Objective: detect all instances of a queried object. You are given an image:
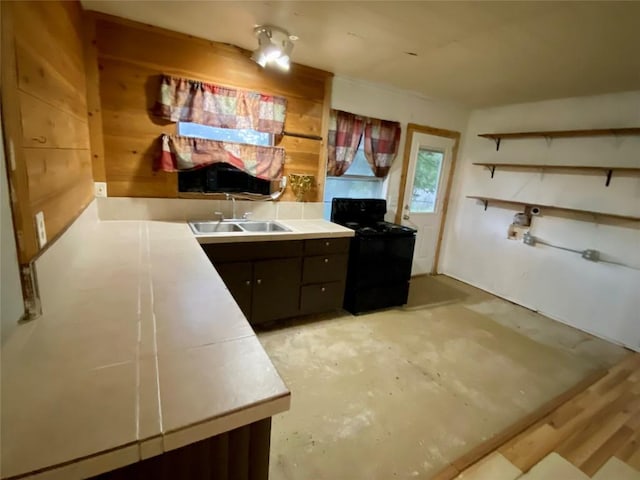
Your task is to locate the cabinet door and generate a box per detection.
[300,281,345,315]
[252,258,302,324]
[215,262,253,319]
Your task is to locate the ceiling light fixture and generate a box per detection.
[251,25,296,71]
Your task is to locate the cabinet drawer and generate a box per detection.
[302,254,348,284]
[202,240,303,263]
[304,237,350,256]
[300,282,345,315]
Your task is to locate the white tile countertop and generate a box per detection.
[0,216,355,479]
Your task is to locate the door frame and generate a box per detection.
[395,123,461,274]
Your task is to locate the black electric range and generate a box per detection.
[331,198,416,314]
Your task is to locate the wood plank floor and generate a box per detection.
[434,352,640,479]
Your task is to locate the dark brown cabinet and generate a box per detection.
[201,237,350,325]
[253,258,301,324]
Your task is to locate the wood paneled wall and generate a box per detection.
[1,1,94,263]
[87,13,332,201]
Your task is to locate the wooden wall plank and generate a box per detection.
[2,1,94,263]
[1,1,38,262]
[32,171,94,244]
[12,1,86,94]
[83,14,107,182]
[20,92,90,149]
[16,42,87,120]
[95,18,326,101]
[24,149,92,205]
[90,12,332,201]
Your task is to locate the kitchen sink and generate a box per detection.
[189,222,244,234]
[238,221,290,232]
[188,220,291,235]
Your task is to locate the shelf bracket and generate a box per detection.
[494,138,501,151]
[486,165,496,178]
[483,199,488,211]
[605,169,613,187]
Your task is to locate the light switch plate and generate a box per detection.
[94,182,107,197]
[35,211,47,248]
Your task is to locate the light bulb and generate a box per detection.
[275,55,290,71]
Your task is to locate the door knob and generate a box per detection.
[245,280,251,286]
[324,258,329,263]
[256,279,262,285]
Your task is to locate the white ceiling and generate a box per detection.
[81,1,640,108]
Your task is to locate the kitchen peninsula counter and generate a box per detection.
[1,216,351,479]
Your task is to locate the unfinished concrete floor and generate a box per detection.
[257,275,629,480]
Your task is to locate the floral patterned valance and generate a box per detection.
[153,75,287,135]
[157,134,285,180]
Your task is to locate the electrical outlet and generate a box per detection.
[94,182,107,198]
[523,232,536,246]
[35,211,47,248]
[582,249,600,262]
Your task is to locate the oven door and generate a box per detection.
[347,234,416,289]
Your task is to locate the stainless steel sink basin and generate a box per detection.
[189,222,243,234]
[188,220,291,234]
[239,221,290,232]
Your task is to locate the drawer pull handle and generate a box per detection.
[321,287,326,292]
[245,280,251,286]
[256,279,262,285]
[324,258,329,263]
[325,241,330,247]
[32,136,47,144]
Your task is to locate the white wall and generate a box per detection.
[441,91,640,351]
[331,76,470,220]
[1,117,25,341]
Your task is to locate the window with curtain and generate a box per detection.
[153,74,288,195]
[324,109,400,219]
[323,141,385,219]
[176,122,276,195]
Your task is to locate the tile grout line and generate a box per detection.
[135,223,142,448]
[147,222,164,439]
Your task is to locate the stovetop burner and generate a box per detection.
[342,221,416,237]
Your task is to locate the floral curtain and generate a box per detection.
[363,119,402,178]
[153,75,287,135]
[327,109,365,176]
[157,134,285,180]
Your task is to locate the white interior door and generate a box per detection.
[400,132,454,276]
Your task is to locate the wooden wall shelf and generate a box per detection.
[472,163,640,186]
[466,195,640,222]
[478,127,640,150]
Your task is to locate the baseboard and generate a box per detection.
[439,272,634,352]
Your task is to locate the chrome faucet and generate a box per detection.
[225,193,237,220]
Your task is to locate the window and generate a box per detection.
[409,149,444,213]
[176,122,273,195]
[177,122,272,146]
[323,141,385,219]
